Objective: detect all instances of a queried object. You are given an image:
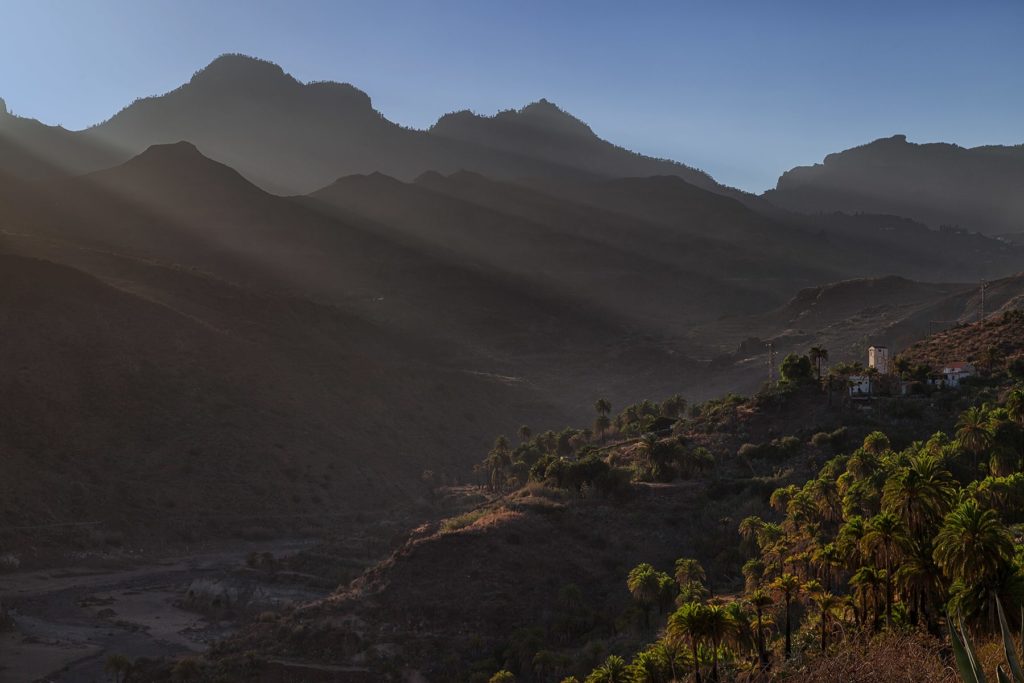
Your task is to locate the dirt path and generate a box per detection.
[0,539,319,683]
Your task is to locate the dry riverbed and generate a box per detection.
[0,539,323,683]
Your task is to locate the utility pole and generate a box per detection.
[980,280,988,321]
[766,342,777,385]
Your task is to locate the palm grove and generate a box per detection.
[573,387,1024,681]
[471,332,1024,682]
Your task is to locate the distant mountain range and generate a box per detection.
[0,54,722,195]
[765,134,1024,236]
[3,54,1023,239]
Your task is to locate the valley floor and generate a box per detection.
[0,539,318,683]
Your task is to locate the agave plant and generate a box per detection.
[949,597,1024,682]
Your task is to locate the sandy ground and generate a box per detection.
[0,539,319,683]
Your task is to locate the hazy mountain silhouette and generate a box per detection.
[765,134,1024,235]
[32,53,725,195]
[2,143,708,425]
[309,170,779,334]
[514,173,1024,286]
[429,99,721,191]
[0,99,121,178]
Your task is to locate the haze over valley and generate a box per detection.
[2,4,1024,679]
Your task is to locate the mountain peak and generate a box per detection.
[503,99,595,138]
[86,139,271,203]
[520,98,562,115]
[189,53,296,89]
[136,140,204,160]
[861,134,909,149]
[105,140,237,182]
[431,98,595,140]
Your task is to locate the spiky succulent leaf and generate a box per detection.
[996,598,1024,682]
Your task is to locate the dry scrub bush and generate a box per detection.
[788,631,962,682]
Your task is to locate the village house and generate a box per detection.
[940,361,975,388]
[848,374,872,398]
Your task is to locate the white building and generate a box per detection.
[849,375,872,397]
[868,345,890,375]
[941,362,975,388]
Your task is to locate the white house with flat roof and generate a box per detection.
[849,375,872,397]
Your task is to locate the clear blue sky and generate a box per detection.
[2,0,1022,191]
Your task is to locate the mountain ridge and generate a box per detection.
[0,53,741,197]
[766,133,1024,234]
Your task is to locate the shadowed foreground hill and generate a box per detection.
[0,251,566,552]
[765,134,1024,235]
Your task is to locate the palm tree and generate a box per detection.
[653,639,686,683]
[756,522,788,574]
[771,573,803,658]
[1006,387,1024,425]
[881,453,955,536]
[593,414,611,444]
[1007,386,1024,469]
[742,558,766,593]
[862,431,891,456]
[638,433,660,466]
[675,557,707,589]
[812,543,841,591]
[837,515,867,568]
[769,484,799,514]
[484,444,512,493]
[785,491,819,532]
[668,602,706,683]
[518,425,532,443]
[594,398,612,417]
[723,601,754,660]
[809,590,842,651]
[849,565,884,630]
[678,579,710,604]
[587,655,629,683]
[894,538,944,632]
[627,563,662,629]
[738,515,765,554]
[956,405,993,471]
[862,511,906,627]
[628,647,668,683]
[934,499,1014,588]
[809,346,829,382]
[748,589,774,667]
[988,419,1021,476]
[808,477,842,523]
[701,603,736,682]
[657,573,678,615]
